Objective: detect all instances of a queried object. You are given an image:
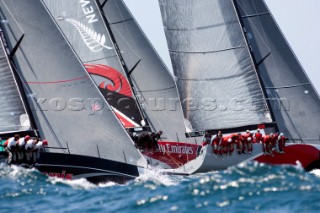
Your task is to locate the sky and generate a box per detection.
[123,0,320,93]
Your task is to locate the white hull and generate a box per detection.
[162,143,320,175]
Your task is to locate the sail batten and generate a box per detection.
[159,0,273,131]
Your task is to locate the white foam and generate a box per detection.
[48,177,97,190]
[135,167,181,186]
[310,169,320,178]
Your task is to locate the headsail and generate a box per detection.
[42,0,144,129]
[99,0,191,142]
[0,27,31,133]
[0,0,146,167]
[159,0,273,132]
[234,0,320,143]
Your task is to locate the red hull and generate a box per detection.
[143,142,320,170]
[254,144,320,168]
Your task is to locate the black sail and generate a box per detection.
[235,0,320,143]
[0,28,31,133]
[99,0,191,142]
[159,0,273,132]
[42,0,144,129]
[0,0,146,166]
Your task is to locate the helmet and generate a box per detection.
[228,138,232,143]
[257,129,260,132]
[270,133,274,137]
[246,130,250,133]
[42,140,48,146]
[280,133,284,136]
[25,135,31,141]
[247,137,252,141]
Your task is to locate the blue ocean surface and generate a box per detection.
[1,162,320,213]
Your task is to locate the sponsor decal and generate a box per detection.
[159,144,194,155]
[85,64,132,97]
[60,0,112,52]
[43,170,73,180]
[66,19,112,52]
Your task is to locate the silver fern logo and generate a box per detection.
[66,18,113,52]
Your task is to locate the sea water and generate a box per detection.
[1,162,320,213]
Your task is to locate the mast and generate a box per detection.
[231,0,278,131]
[95,0,150,128]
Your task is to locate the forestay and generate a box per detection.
[159,0,272,131]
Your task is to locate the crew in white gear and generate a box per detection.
[17,135,31,162]
[5,134,20,164]
[34,140,48,161]
[25,139,37,163]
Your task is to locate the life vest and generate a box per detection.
[254,132,262,143]
[271,134,278,146]
[211,135,221,155]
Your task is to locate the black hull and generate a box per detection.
[0,152,140,184]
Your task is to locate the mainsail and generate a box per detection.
[234,0,320,143]
[0,0,146,167]
[44,0,190,142]
[0,27,31,133]
[159,0,273,131]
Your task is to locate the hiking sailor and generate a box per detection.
[244,130,253,154]
[254,129,262,143]
[34,140,48,163]
[276,133,287,153]
[5,134,20,164]
[202,131,211,147]
[25,138,37,164]
[17,135,31,163]
[151,131,162,150]
[211,131,222,155]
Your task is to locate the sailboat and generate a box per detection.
[157,0,320,174]
[42,0,202,169]
[0,0,147,183]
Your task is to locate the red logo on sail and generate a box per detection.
[85,64,140,128]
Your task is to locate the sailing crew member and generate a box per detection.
[34,140,48,162]
[25,138,37,164]
[5,134,20,164]
[151,131,162,150]
[236,133,244,155]
[269,133,278,153]
[17,135,31,162]
[219,135,230,157]
[228,134,238,155]
[254,129,263,143]
[261,134,270,155]
[244,130,253,154]
[262,133,274,155]
[211,131,222,155]
[277,133,287,153]
[202,131,211,147]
